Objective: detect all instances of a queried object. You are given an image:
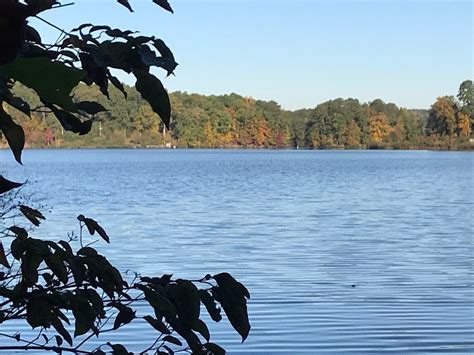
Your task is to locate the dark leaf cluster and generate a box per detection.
[0,1,251,354]
[0,0,177,165]
[1,204,250,353]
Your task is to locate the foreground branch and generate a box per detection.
[0,346,91,354]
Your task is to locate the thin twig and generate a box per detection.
[34,15,71,36]
[0,346,90,354]
[52,2,75,9]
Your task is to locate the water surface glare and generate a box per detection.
[1,149,473,353]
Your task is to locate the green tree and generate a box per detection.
[399,108,422,143]
[457,80,473,134]
[305,98,366,148]
[342,120,361,147]
[457,80,473,116]
[426,96,458,136]
[288,109,310,148]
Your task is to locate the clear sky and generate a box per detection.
[31,0,473,110]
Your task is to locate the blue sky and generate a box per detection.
[31,0,473,110]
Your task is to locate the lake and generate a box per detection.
[1,149,473,353]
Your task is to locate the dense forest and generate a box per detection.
[2,80,473,150]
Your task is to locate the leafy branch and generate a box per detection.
[0,1,251,354]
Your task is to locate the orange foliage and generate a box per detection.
[343,120,361,146]
[369,112,391,143]
[457,112,471,137]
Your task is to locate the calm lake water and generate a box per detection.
[1,149,473,353]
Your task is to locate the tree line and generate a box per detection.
[3,80,472,150]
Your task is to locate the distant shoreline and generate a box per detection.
[3,146,473,152]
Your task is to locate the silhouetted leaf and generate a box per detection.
[151,39,177,76]
[55,335,63,347]
[117,0,133,12]
[52,318,72,346]
[0,57,85,112]
[76,101,107,115]
[107,73,127,97]
[86,289,105,318]
[22,252,43,286]
[25,25,41,44]
[134,71,171,128]
[9,226,28,238]
[0,175,23,194]
[60,34,83,49]
[113,306,135,329]
[153,0,174,13]
[129,36,152,46]
[25,0,58,15]
[153,39,174,62]
[204,342,226,355]
[199,289,222,322]
[45,103,92,135]
[98,259,123,296]
[71,293,95,337]
[26,237,50,256]
[141,274,173,288]
[168,321,202,353]
[160,274,173,285]
[57,308,71,324]
[143,315,170,334]
[107,342,129,355]
[98,42,134,73]
[79,119,93,135]
[163,345,175,355]
[163,335,182,346]
[70,258,86,287]
[140,285,177,318]
[105,28,131,38]
[0,109,25,164]
[26,296,52,328]
[45,253,68,284]
[167,279,200,326]
[42,272,53,285]
[78,215,110,243]
[137,45,177,75]
[11,237,25,260]
[4,95,31,117]
[58,240,73,255]
[192,319,210,342]
[79,53,109,97]
[72,23,93,32]
[90,25,112,33]
[59,50,79,62]
[19,205,45,226]
[0,242,10,268]
[213,273,250,342]
[78,246,98,256]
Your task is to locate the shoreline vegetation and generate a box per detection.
[3,144,473,151]
[2,80,473,152]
